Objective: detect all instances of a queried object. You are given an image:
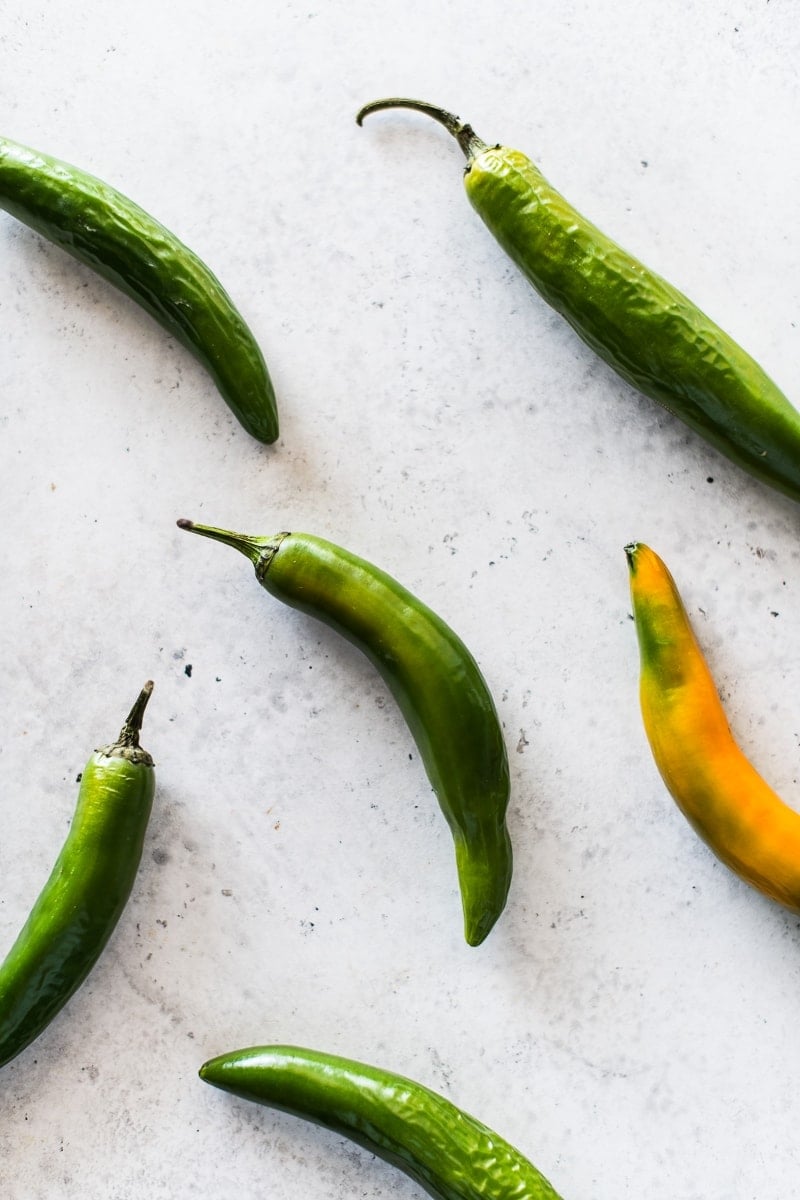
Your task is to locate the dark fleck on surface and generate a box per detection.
[707,477,714,483]
[76,772,83,782]
[184,664,192,677]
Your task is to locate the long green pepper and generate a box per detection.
[200,1045,566,1200]
[178,520,512,946]
[0,135,278,443]
[0,682,156,1069]
[357,98,800,504]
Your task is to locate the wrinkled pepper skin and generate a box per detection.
[0,683,156,1069]
[626,543,800,909]
[357,99,800,504]
[178,520,511,946]
[0,136,278,443]
[200,1045,565,1200]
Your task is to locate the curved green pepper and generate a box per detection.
[0,136,278,443]
[357,98,800,504]
[0,682,156,1069]
[178,520,511,946]
[200,1044,565,1200]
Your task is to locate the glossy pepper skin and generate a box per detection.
[627,543,800,909]
[0,682,156,1069]
[200,1045,564,1200]
[0,136,278,443]
[178,519,511,946]
[357,99,800,504]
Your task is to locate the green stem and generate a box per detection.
[177,518,290,582]
[177,518,265,567]
[356,97,488,162]
[117,681,154,748]
[99,681,155,765]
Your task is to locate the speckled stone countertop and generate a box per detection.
[2,3,800,1197]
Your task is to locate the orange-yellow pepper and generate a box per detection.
[626,541,800,910]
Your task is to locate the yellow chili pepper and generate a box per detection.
[626,541,800,910]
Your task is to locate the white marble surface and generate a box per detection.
[2,2,800,1196]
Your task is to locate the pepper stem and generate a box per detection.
[356,97,488,162]
[95,682,155,764]
[177,518,265,568]
[117,681,154,748]
[624,542,641,573]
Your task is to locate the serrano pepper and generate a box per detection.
[357,98,800,503]
[200,1045,565,1200]
[0,682,156,1068]
[0,135,278,442]
[178,520,512,946]
[627,542,800,909]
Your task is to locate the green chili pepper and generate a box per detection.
[177,520,511,946]
[200,1044,565,1200]
[357,98,800,504]
[0,682,156,1069]
[0,136,278,443]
